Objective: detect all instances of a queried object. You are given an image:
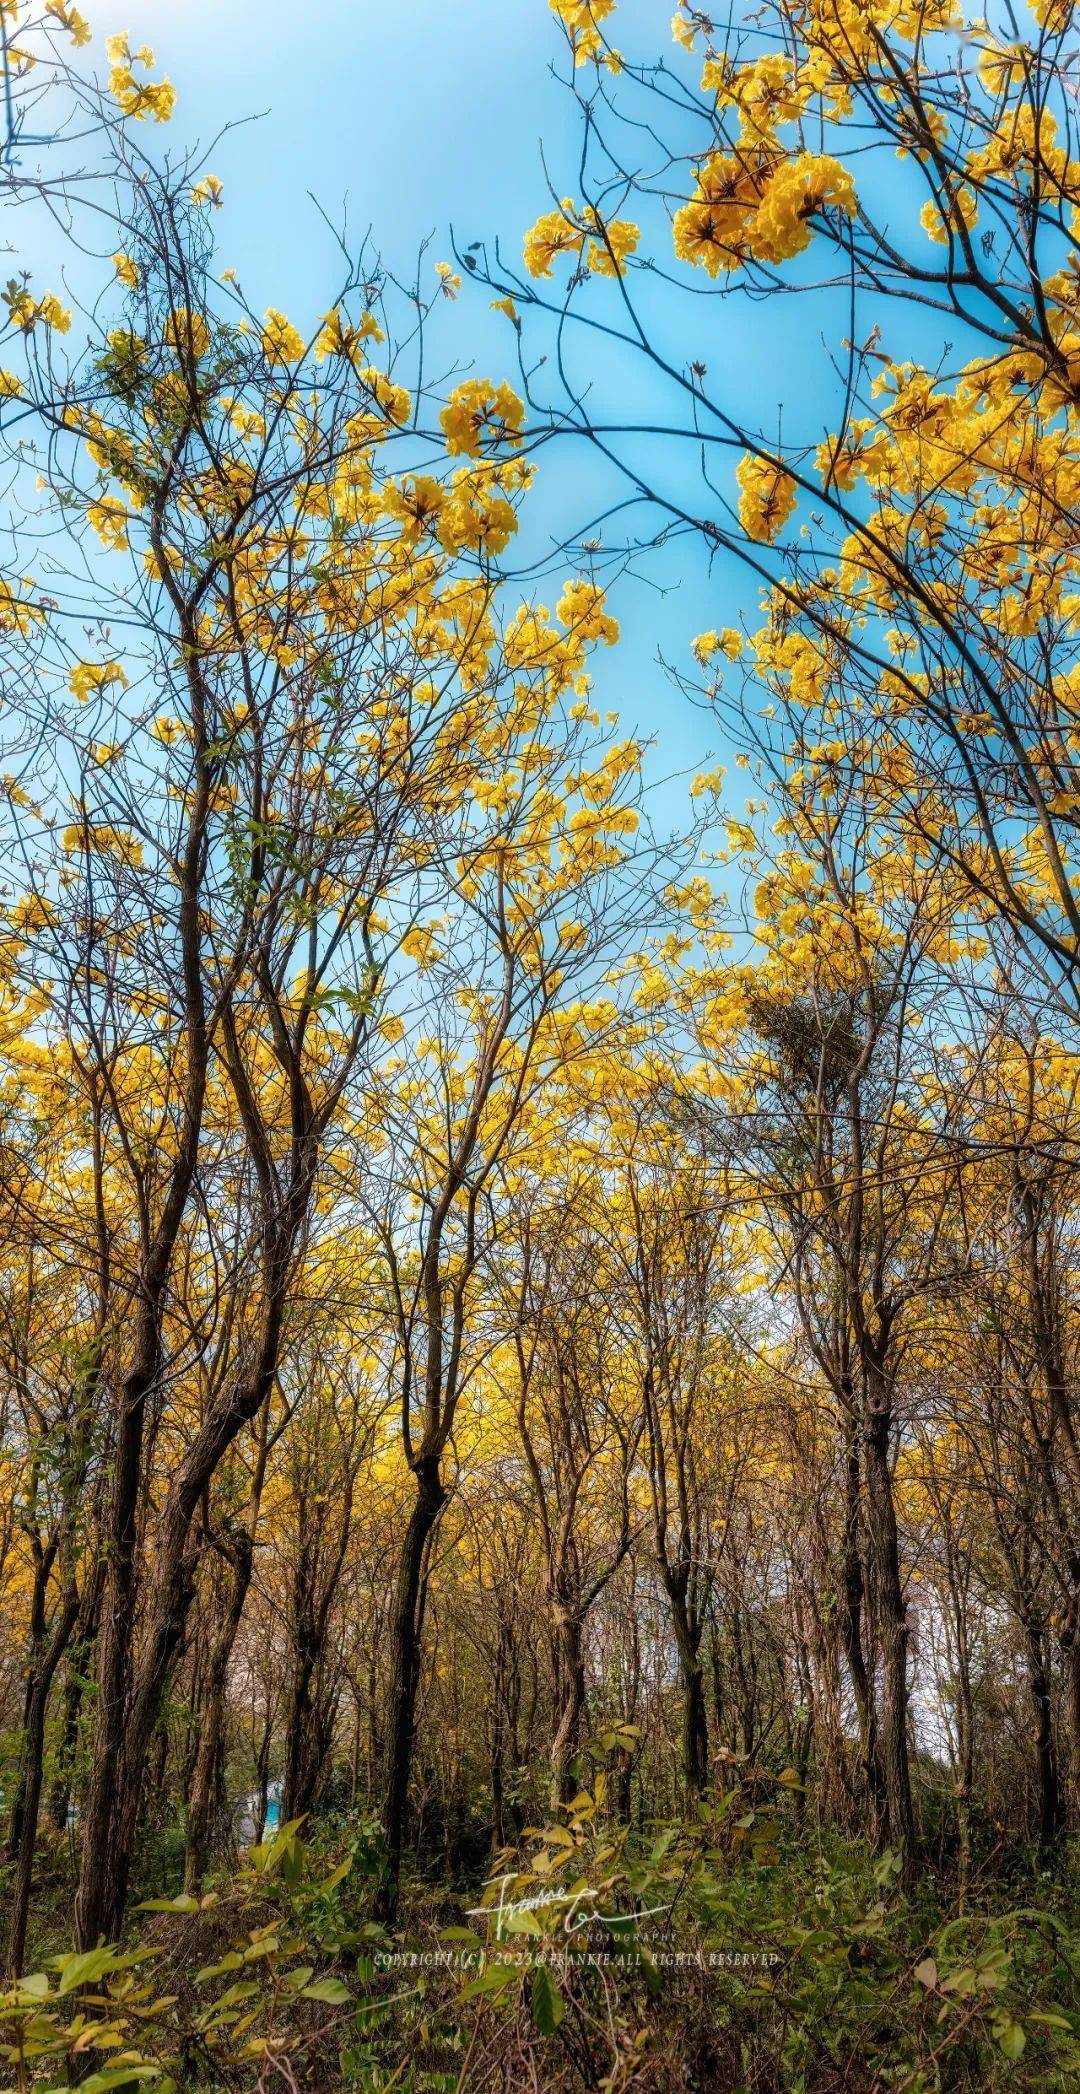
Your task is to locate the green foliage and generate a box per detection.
[0,1819,359,2093]
[3,1808,1078,2089]
[438,1784,1080,2091]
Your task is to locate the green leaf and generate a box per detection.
[998,2020,1026,2059]
[460,1961,519,2003]
[78,2070,160,2092]
[301,1977,351,2004]
[279,1966,315,1994]
[530,1964,564,2035]
[196,1952,242,1984]
[55,1949,122,1996]
[14,1971,50,1999]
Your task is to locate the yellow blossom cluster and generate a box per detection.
[105,34,176,121]
[440,379,525,457]
[735,454,797,543]
[674,151,854,275]
[523,198,639,279]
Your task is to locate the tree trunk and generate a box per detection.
[667,1579,708,1799]
[863,1390,916,1877]
[74,1350,156,1949]
[839,1424,883,1825]
[49,1566,104,1836]
[1023,1613,1062,1848]
[7,1589,79,1976]
[282,1646,320,1822]
[550,1608,586,1807]
[253,1700,274,1845]
[184,1532,254,1891]
[1062,1626,1080,1826]
[374,1459,444,1923]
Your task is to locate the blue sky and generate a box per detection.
[47,0,840,829]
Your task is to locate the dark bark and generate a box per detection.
[550,1607,586,1807]
[839,1417,883,1823]
[1023,1612,1062,1848]
[666,1575,708,1799]
[864,1387,916,1875]
[184,1530,254,1890]
[7,1587,80,1975]
[374,1459,445,1922]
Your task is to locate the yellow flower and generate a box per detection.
[523,198,637,279]
[46,2,91,43]
[69,660,129,705]
[315,307,384,359]
[106,36,176,122]
[551,0,617,65]
[190,175,224,209]
[435,262,462,299]
[400,925,442,969]
[61,822,143,867]
[382,475,446,538]
[357,367,410,431]
[262,309,306,365]
[557,578,619,645]
[920,186,978,245]
[749,154,856,263]
[437,472,518,558]
[164,307,211,360]
[440,379,525,457]
[673,153,769,276]
[5,286,71,333]
[86,501,130,552]
[524,203,586,278]
[736,453,797,543]
[585,210,639,278]
[113,253,139,290]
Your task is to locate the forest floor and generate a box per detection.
[6,1792,1080,2092]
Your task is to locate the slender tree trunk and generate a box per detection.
[550,1608,586,1807]
[943,1541,975,1904]
[375,1459,444,1923]
[489,1630,508,1852]
[75,1345,158,1949]
[282,1647,319,1821]
[1062,1626,1080,1825]
[1022,1612,1062,1848]
[254,1701,274,1845]
[863,1387,916,1877]
[49,1559,104,1836]
[184,1533,254,1890]
[78,1271,296,1944]
[667,1579,708,1799]
[839,1424,883,1824]
[953,1643,975,1902]
[7,1590,79,1976]
[8,1680,50,1977]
